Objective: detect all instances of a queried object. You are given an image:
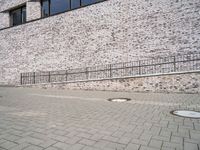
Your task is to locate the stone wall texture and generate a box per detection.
[0,0,200,86]
[27,0,41,21]
[0,0,27,28]
[0,0,27,12]
[0,12,9,29]
[24,72,200,94]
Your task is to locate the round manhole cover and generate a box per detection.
[108,98,131,102]
[171,110,200,119]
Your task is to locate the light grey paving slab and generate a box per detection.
[0,87,200,150]
[23,145,43,150]
[53,142,71,150]
[68,144,85,150]
[184,142,199,150]
[78,139,96,146]
[45,147,60,150]
[125,143,140,150]
[10,143,30,150]
[148,139,162,149]
[39,139,58,148]
[0,141,18,149]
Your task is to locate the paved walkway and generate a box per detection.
[0,87,200,150]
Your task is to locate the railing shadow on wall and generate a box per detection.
[20,52,200,85]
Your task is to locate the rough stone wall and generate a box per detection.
[0,0,200,85]
[0,12,9,29]
[0,0,27,12]
[27,0,41,21]
[0,0,28,29]
[25,72,200,94]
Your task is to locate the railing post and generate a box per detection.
[65,70,68,81]
[86,67,88,80]
[20,73,23,85]
[173,56,176,72]
[48,72,51,82]
[33,72,36,84]
[138,60,141,75]
[110,64,112,78]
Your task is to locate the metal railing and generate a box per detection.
[20,52,200,85]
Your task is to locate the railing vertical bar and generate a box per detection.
[48,72,51,83]
[33,72,36,84]
[29,73,30,84]
[138,60,141,75]
[173,56,176,72]
[109,64,112,78]
[20,73,23,85]
[86,67,88,80]
[65,70,68,81]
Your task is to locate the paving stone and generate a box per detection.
[170,136,183,144]
[148,139,162,149]
[68,143,85,150]
[184,142,198,150]
[152,135,170,142]
[23,145,43,150]
[48,134,68,142]
[140,145,160,150]
[53,130,67,136]
[89,134,104,141]
[10,143,30,150]
[78,139,96,146]
[140,133,152,141]
[45,147,60,150]
[106,141,126,150]
[190,130,200,140]
[0,139,7,144]
[93,140,110,149]
[53,142,71,150]
[102,136,118,142]
[3,134,22,141]
[0,141,18,149]
[161,147,175,150]
[76,133,92,139]
[65,136,81,145]
[131,138,149,146]
[65,131,79,138]
[163,141,183,150]
[39,139,57,148]
[184,138,200,144]
[30,133,48,140]
[194,123,200,130]
[81,146,99,150]
[112,131,125,138]
[160,130,172,138]
[125,143,140,150]
[117,137,132,144]
[16,136,43,145]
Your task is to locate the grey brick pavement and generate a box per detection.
[0,87,200,150]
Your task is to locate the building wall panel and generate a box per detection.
[0,0,200,84]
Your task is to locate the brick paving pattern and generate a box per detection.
[0,87,199,150]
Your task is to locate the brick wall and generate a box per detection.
[0,0,200,85]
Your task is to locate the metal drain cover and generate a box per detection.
[108,98,131,102]
[171,110,200,119]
